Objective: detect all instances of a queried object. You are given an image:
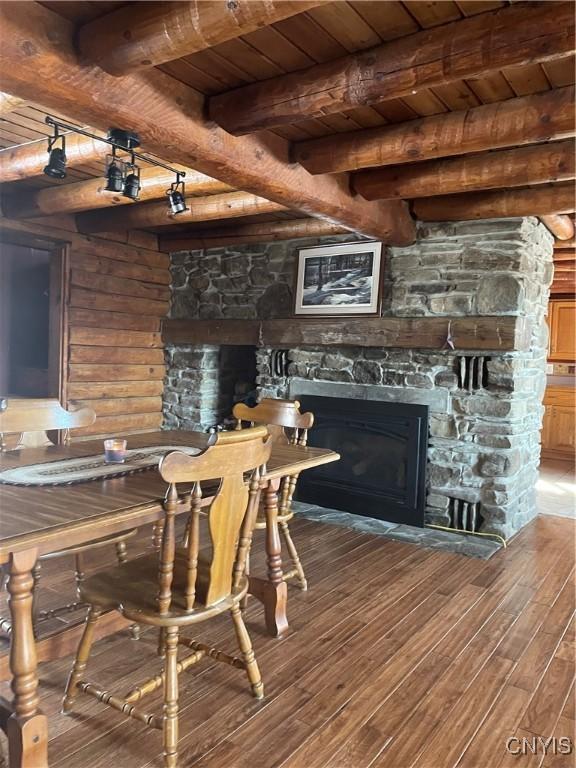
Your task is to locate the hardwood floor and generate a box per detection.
[0,513,574,768]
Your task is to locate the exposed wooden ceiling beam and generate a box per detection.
[76,191,289,232]
[159,218,349,251]
[0,91,25,116]
[78,1,325,76]
[0,2,414,245]
[413,183,576,222]
[293,87,575,175]
[0,133,110,182]
[210,2,575,135]
[540,214,575,241]
[353,141,575,201]
[2,167,233,218]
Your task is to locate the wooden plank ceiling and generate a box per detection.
[0,0,574,271]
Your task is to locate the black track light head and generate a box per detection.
[43,132,67,179]
[123,157,141,200]
[167,175,188,215]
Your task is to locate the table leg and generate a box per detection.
[248,478,288,638]
[6,549,48,768]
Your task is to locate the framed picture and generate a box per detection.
[294,241,383,316]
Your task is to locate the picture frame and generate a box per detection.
[294,241,383,316]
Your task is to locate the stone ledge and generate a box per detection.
[288,378,450,413]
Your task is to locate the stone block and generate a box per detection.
[477,275,523,314]
[434,371,459,390]
[170,292,199,319]
[187,275,211,291]
[454,396,512,418]
[199,304,223,319]
[314,368,354,383]
[405,373,434,389]
[428,294,473,315]
[428,463,461,488]
[256,282,293,319]
[323,354,352,370]
[478,451,520,477]
[222,255,248,276]
[429,414,458,438]
[353,360,381,385]
[249,266,271,286]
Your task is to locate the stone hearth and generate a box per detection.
[164,217,553,539]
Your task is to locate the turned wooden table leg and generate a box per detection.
[248,478,288,638]
[6,549,48,768]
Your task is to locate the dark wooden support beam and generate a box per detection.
[540,214,575,241]
[78,1,325,76]
[209,3,575,135]
[0,3,414,245]
[293,87,576,175]
[162,316,531,352]
[354,141,576,200]
[413,184,576,222]
[76,192,289,232]
[2,168,233,218]
[159,218,349,251]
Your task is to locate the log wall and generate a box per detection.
[0,216,168,439]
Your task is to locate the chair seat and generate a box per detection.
[79,548,247,626]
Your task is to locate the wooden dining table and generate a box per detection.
[0,429,339,768]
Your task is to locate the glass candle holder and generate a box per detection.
[104,438,127,464]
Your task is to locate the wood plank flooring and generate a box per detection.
[0,512,574,768]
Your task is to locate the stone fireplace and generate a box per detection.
[164,217,553,539]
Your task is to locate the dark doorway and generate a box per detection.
[295,395,428,527]
[0,237,67,399]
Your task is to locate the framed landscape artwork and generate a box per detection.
[294,241,383,316]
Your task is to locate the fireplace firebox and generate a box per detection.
[296,395,428,527]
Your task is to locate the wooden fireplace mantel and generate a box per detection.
[162,316,531,352]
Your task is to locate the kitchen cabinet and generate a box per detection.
[548,300,576,362]
[541,386,575,459]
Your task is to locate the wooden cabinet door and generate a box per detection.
[543,405,576,456]
[548,300,576,362]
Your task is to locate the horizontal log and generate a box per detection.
[77,192,289,233]
[210,2,575,134]
[162,316,530,352]
[294,87,576,175]
[3,168,233,218]
[68,364,166,382]
[160,218,350,251]
[69,346,165,364]
[69,287,168,318]
[554,237,576,249]
[71,252,170,286]
[540,214,575,241]
[68,380,164,399]
[69,327,163,348]
[354,142,576,200]
[0,213,168,267]
[0,133,109,183]
[75,397,163,417]
[0,3,415,246]
[79,1,324,76]
[554,249,576,261]
[71,269,170,301]
[68,308,161,332]
[73,412,163,437]
[413,183,576,222]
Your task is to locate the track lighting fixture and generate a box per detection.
[43,127,67,179]
[104,147,125,193]
[44,116,186,204]
[123,154,141,200]
[167,173,188,215]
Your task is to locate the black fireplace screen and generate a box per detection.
[296,395,428,527]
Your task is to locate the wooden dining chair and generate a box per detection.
[233,398,314,591]
[62,426,271,768]
[0,397,136,633]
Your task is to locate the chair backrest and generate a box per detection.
[158,425,272,612]
[233,398,314,447]
[0,398,96,450]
